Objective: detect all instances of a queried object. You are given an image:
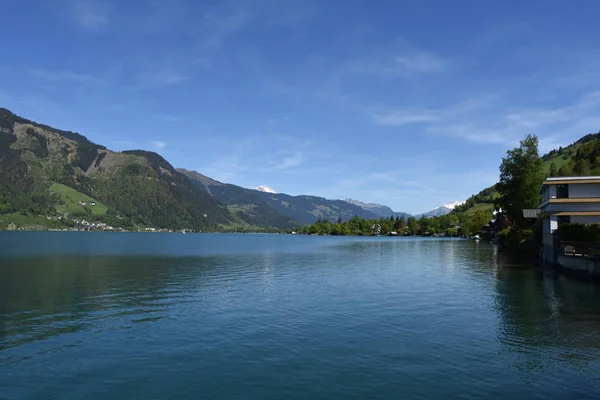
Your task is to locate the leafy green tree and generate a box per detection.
[497,134,545,226]
[558,164,573,176]
[348,216,363,235]
[331,223,343,235]
[407,216,419,235]
[430,218,440,233]
[394,216,406,232]
[419,216,432,235]
[379,217,393,235]
[574,159,591,175]
[462,210,492,236]
[446,227,459,237]
[447,214,459,226]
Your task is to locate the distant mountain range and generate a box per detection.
[179,169,383,226]
[418,201,466,217]
[0,106,468,231]
[344,198,464,219]
[177,169,299,228]
[180,173,462,225]
[343,199,411,219]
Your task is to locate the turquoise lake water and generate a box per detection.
[1,232,600,399]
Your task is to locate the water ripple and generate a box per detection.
[1,235,600,399]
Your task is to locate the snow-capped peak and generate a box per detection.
[442,201,465,210]
[254,185,277,194]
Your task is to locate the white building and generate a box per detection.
[540,176,600,263]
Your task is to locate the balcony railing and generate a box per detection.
[558,241,600,258]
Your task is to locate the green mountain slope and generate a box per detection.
[0,108,234,230]
[543,132,600,176]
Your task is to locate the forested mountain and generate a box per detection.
[179,168,381,225]
[544,132,600,176]
[0,108,234,230]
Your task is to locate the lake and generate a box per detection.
[1,232,600,399]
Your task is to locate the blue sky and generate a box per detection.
[2,0,600,213]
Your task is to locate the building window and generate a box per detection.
[557,184,569,198]
[542,187,548,201]
[557,216,571,226]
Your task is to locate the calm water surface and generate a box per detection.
[1,232,600,399]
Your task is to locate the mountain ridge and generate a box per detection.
[344,197,467,218]
[179,169,299,228]
[343,198,411,219]
[418,201,466,217]
[0,107,235,230]
[254,185,276,193]
[179,169,389,225]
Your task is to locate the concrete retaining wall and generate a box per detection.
[556,254,600,280]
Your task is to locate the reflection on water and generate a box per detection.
[1,233,600,399]
[493,253,600,382]
[1,256,167,351]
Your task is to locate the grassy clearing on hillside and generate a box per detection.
[49,183,107,216]
[463,202,494,216]
[0,213,67,229]
[543,154,571,174]
[542,142,583,174]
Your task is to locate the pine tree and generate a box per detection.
[549,162,558,177]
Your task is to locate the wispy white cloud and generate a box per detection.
[271,153,306,170]
[372,110,440,126]
[393,52,447,73]
[143,71,190,86]
[101,101,183,124]
[155,114,182,122]
[71,0,110,30]
[109,140,138,151]
[347,49,449,78]
[326,171,452,213]
[371,97,491,127]
[182,133,316,188]
[198,0,313,50]
[324,166,503,214]
[198,154,245,183]
[550,62,600,91]
[149,140,166,151]
[0,92,63,115]
[372,91,600,149]
[201,5,252,49]
[28,68,101,84]
[471,22,532,50]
